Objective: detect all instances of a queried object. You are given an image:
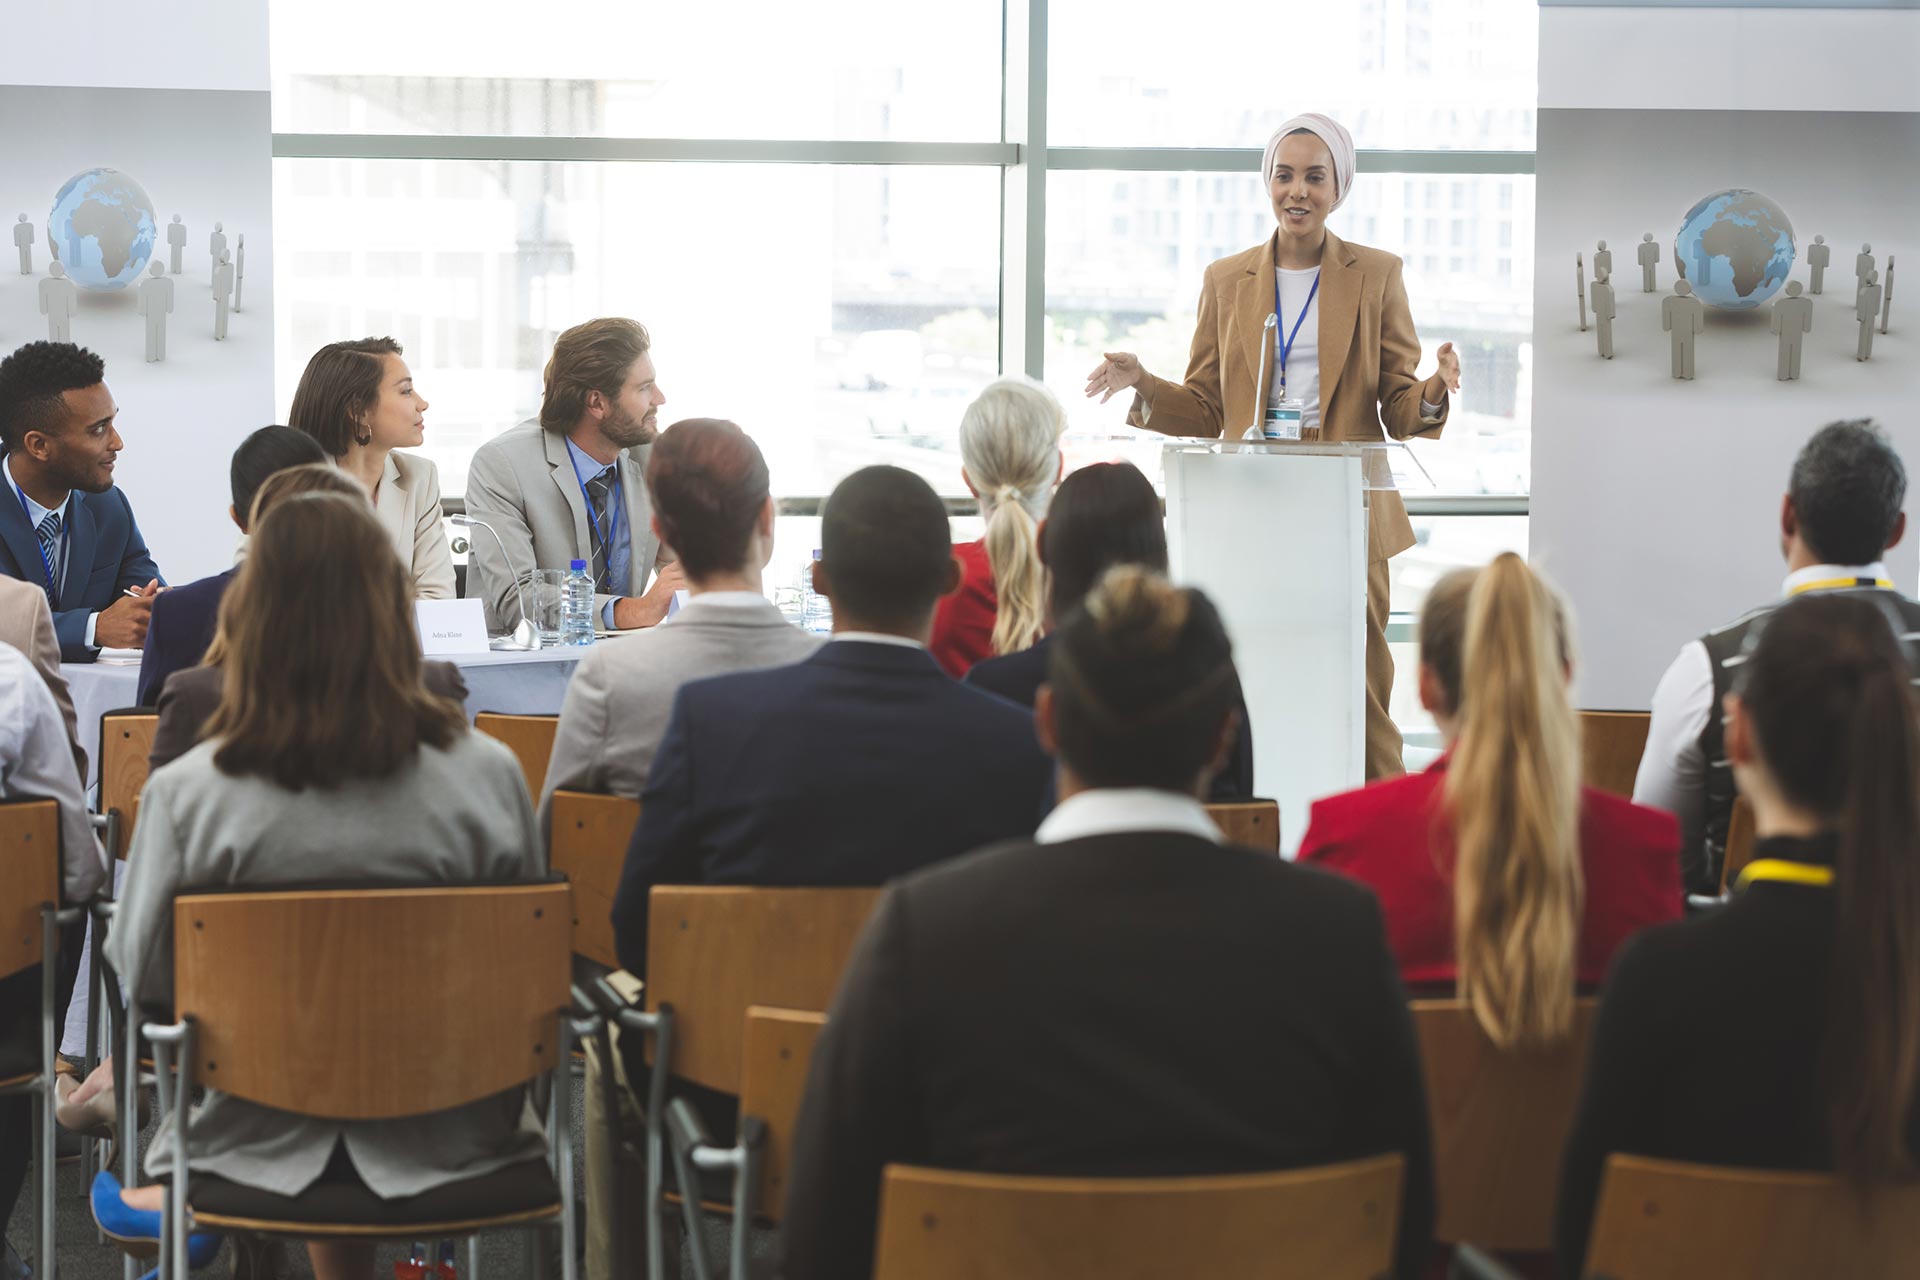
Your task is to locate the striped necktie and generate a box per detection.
[583,468,616,593]
[33,510,59,607]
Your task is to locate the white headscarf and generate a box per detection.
[1260,114,1358,212]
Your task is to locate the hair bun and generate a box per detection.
[1085,564,1190,656]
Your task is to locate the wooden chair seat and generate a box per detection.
[188,1156,561,1237]
[1205,799,1281,853]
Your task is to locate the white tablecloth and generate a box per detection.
[56,642,595,1056]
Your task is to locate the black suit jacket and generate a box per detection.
[611,640,1053,978]
[778,828,1436,1280]
[965,634,1257,802]
[0,471,163,661]
[135,568,235,706]
[1554,833,1920,1275]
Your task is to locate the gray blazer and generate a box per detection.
[463,419,663,632]
[537,595,821,837]
[106,730,549,1199]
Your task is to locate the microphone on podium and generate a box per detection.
[1243,312,1279,441]
[447,513,541,651]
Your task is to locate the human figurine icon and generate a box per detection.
[1637,233,1660,293]
[1881,256,1895,336]
[209,221,227,288]
[1590,270,1617,360]
[212,248,235,341]
[137,259,174,363]
[167,214,187,274]
[233,233,246,313]
[1857,270,1883,362]
[1856,244,1875,297]
[1593,239,1613,283]
[39,260,77,342]
[1770,281,1813,382]
[1662,278,1705,381]
[1576,252,1588,332]
[1807,235,1831,294]
[13,214,32,275]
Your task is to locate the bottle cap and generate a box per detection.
[571,559,587,571]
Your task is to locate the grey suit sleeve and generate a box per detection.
[464,447,542,633]
[538,647,613,846]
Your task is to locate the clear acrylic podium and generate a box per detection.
[1163,439,1406,854]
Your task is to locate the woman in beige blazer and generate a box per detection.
[288,336,457,598]
[1086,113,1461,780]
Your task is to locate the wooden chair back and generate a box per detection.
[872,1154,1405,1280]
[172,883,571,1119]
[474,712,560,801]
[1412,997,1597,1251]
[645,886,881,1094]
[1578,711,1650,799]
[1720,795,1757,893]
[1206,800,1281,853]
[100,709,158,859]
[1583,1154,1920,1278]
[548,790,641,969]
[740,1005,827,1220]
[0,800,59,983]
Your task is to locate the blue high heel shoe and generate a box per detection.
[89,1172,223,1269]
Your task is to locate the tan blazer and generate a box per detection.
[372,450,457,599]
[1128,230,1448,560]
[0,575,84,780]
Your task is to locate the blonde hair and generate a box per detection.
[1439,553,1584,1049]
[958,376,1063,656]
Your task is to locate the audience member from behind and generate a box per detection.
[611,465,1051,1136]
[0,575,84,778]
[1557,594,1920,1274]
[289,337,455,599]
[98,492,546,1280]
[0,643,106,1247]
[145,464,469,773]
[1636,419,1919,896]
[541,418,819,833]
[781,568,1434,1280]
[136,425,328,705]
[1300,555,1681,1029]
[465,317,680,633]
[0,341,164,660]
[928,376,1064,677]
[966,459,1255,800]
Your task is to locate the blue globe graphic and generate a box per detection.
[47,167,157,292]
[1674,188,1795,311]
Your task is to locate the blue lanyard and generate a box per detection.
[11,479,67,600]
[1273,270,1321,397]
[566,450,623,578]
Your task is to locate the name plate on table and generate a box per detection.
[416,599,490,655]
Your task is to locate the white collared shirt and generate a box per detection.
[4,452,96,646]
[830,631,925,650]
[1633,561,1891,849]
[690,590,773,610]
[1035,787,1222,845]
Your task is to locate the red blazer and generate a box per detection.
[1298,757,1683,987]
[929,539,997,679]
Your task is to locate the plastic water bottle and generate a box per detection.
[799,550,833,635]
[561,558,595,647]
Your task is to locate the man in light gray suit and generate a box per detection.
[544,417,819,1280]
[464,318,682,633]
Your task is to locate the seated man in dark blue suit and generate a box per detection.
[610,464,1053,1134]
[966,460,1255,800]
[0,342,164,662]
[136,426,327,704]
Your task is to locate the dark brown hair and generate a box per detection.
[1043,462,1167,620]
[644,418,769,580]
[202,491,465,790]
[288,337,402,456]
[1735,593,1920,1185]
[820,465,953,630]
[540,318,650,434]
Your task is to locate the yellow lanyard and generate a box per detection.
[1736,858,1835,890]
[1786,576,1893,596]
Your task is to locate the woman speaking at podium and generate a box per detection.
[1085,112,1461,780]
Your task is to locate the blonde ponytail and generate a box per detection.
[1445,552,1584,1049]
[959,377,1063,655]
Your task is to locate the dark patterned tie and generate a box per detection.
[34,510,59,607]
[583,468,616,593]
